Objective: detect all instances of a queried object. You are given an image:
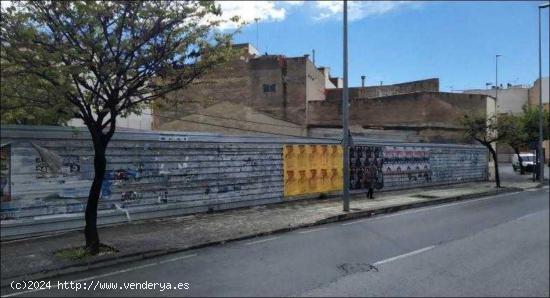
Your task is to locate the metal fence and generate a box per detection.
[0,125,487,239]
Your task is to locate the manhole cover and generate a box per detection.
[412,194,440,199]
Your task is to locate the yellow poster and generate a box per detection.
[283,144,343,197]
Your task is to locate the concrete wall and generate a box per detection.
[528,77,549,108]
[306,59,327,102]
[463,87,528,115]
[155,101,307,137]
[152,57,253,129]
[308,92,489,144]
[0,125,487,239]
[318,67,337,89]
[325,78,440,101]
[153,53,320,128]
[68,107,153,131]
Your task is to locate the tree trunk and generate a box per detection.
[488,145,501,188]
[513,147,525,174]
[85,141,107,255]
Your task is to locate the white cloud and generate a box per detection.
[315,1,419,21]
[214,1,297,30]
[283,1,305,6]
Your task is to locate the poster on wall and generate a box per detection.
[383,147,431,182]
[283,144,343,197]
[0,145,11,202]
[349,146,384,190]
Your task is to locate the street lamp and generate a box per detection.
[342,0,350,211]
[537,2,549,182]
[493,54,501,181]
[495,54,501,112]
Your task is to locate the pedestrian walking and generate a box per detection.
[364,164,376,199]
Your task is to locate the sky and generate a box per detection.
[216,1,550,92]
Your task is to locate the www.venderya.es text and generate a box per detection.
[11,280,190,293]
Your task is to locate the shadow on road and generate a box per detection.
[499,163,549,183]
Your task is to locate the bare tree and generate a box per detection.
[462,114,511,187]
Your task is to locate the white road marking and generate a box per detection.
[2,254,197,297]
[337,190,525,228]
[367,191,523,221]
[514,211,546,221]
[298,227,328,234]
[158,253,197,264]
[341,219,369,226]
[244,237,279,246]
[373,245,435,266]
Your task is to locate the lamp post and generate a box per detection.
[494,54,501,174]
[538,2,549,182]
[495,54,501,111]
[342,0,350,212]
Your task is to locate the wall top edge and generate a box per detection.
[1,124,485,149]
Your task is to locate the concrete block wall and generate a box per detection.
[1,125,487,240]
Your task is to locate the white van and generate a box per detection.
[512,153,536,172]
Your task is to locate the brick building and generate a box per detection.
[153,43,494,144]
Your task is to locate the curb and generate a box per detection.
[0,185,525,288]
[316,186,523,224]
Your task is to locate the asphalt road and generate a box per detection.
[3,186,548,297]
[499,162,549,183]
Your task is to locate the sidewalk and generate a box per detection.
[0,180,543,286]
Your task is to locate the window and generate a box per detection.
[263,84,276,93]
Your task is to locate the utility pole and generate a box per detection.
[342,0,350,212]
[538,2,549,182]
[495,54,501,181]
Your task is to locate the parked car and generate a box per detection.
[512,153,537,172]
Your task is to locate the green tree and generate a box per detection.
[1,1,239,254]
[1,68,74,125]
[461,113,510,187]
[498,113,528,174]
[519,105,549,144]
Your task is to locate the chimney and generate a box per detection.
[312,49,316,66]
[361,75,366,87]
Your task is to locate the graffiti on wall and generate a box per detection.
[1,145,11,202]
[283,144,343,197]
[36,155,81,179]
[383,147,431,182]
[121,191,143,204]
[349,146,384,190]
[101,163,146,199]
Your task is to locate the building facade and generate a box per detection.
[463,85,529,115]
[151,43,494,144]
[528,77,549,162]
